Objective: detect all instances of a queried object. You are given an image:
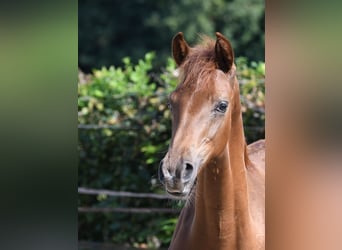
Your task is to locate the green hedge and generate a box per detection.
[78,53,264,248]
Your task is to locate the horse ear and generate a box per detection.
[215,32,234,73]
[172,32,190,66]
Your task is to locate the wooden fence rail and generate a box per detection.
[78,187,172,200]
[78,207,178,214]
[78,187,179,214]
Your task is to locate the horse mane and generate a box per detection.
[176,35,217,91]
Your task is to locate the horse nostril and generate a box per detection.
[158,161,165,183]
[183,163,194,181]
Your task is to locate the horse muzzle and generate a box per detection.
[158,159,196,198]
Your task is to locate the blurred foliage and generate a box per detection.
[79,0,264,72]
[78,52,264,248]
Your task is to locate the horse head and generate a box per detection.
[159,32,240,199]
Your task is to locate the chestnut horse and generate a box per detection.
[158,32,265,250]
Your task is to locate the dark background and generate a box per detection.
[79,0,264,72]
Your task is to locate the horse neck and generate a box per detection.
[191,80,255,249]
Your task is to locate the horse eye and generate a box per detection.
[215,101,228,113]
